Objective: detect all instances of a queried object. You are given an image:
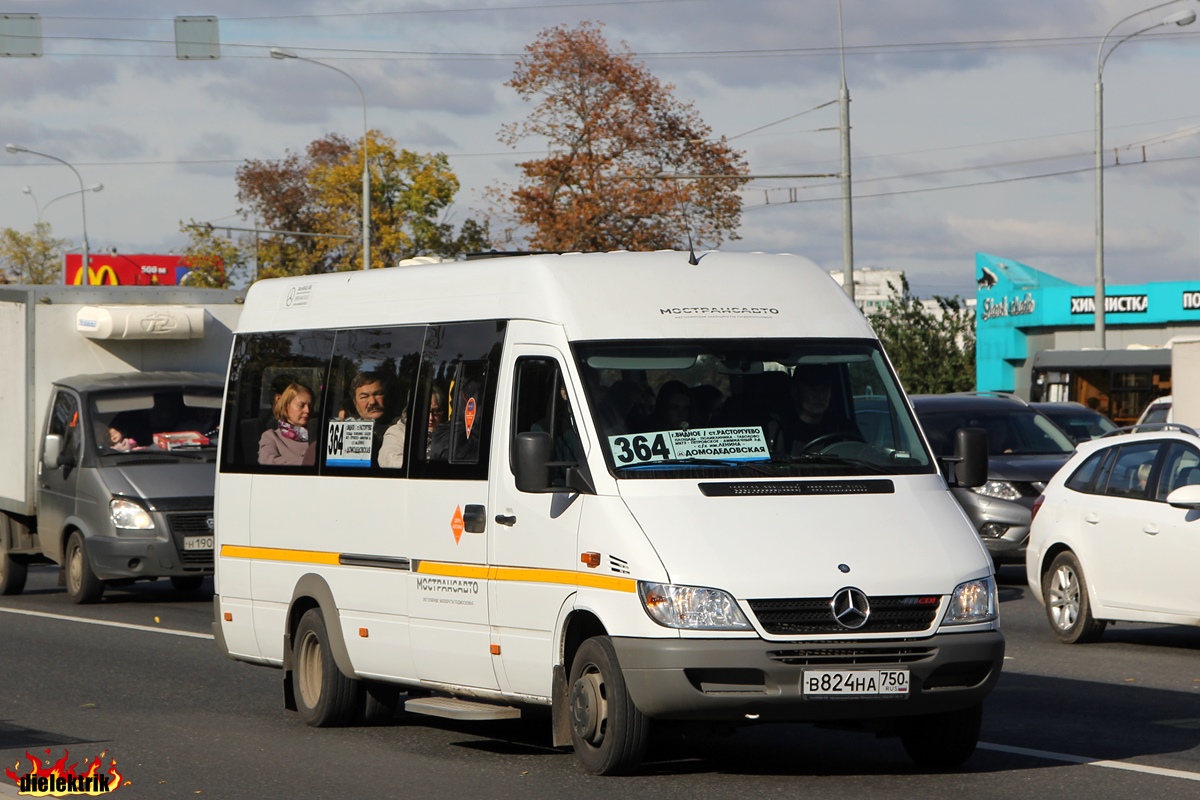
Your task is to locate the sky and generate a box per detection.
[3,0,1200,298]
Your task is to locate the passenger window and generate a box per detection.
[512,357,583,486]
[1099,442,1160,500]
[324,327,423,474]
[1064,452,1104,493]
[411,321,506,480]
[1155,443,1200,500]
[221,331,334,474]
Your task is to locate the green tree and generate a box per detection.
[235,131,487,280]
[493,21,749,252]
[869,275,976,394]
[178,221,246,288]
[0,222,70,284]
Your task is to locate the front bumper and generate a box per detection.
[611,630,1004,722]
[87,509,214,580]
[952,489,1031,565]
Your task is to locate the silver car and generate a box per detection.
[911,393,1076,566]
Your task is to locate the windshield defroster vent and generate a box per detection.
[698,479,895,497]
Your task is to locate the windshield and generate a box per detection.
[573,339,934,478]
[90,388,223,454]
[919,409,1075,457]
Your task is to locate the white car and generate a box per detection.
[1026,425,1200,643]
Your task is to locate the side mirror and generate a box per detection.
[514,431,553,493]
[953,427,988,488]
[43,434,63,470]
[1166,484,1200,509]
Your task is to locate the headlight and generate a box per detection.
[638,582,752,630]
[943,576,997,625]
[971,480,1021,501]
[110,498,155,530]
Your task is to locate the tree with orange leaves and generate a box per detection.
[493,21,749,253]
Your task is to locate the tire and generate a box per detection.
[170,575,205,592]
[0,531,28,596]
[65,531,104,604]
[899,702,983,769]
[292,608,361,727]
[567,636,649,775]
[1042,551,1106,644]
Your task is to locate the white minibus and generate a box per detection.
[213,250,1002,775]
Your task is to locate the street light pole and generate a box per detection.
[270,47,371,271]
[6,143,92,283]
[1094,2,1196,349]
[39,184,103,224]
[837,0,855,303]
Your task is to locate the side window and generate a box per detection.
[1064,451,1105,493]
[1099,442,1160,500]
[1155,443,1200,501]
[512,357,583,486]
[47,391,81,461]
[221,330,335,474]
[323,326,423,475]
[412,321,506,480]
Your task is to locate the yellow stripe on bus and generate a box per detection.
[220,545,340,565]
[418,561,637,593]
[220,546,636,592]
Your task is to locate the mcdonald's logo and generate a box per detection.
[70,263,120,286]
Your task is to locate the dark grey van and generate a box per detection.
[35,372,223,602]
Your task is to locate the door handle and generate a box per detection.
[462,504,487,533]
[495,514,517,527]
[1084,513,1100,525]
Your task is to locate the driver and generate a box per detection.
[776,362,860,455]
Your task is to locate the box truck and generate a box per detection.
[0,285,243,602]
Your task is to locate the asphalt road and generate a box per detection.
[1,564,1198,799]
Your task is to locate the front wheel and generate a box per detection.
[65,532,104,604]
[293,608,361,727]
[899,702,983,769]
[568,636,649,775]
[1043,551,1106,644]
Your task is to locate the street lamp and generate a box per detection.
[6,143,93,284]
[1094,2,1196,348]
[270,47,371,271]
[38,184,103,224]
[20,185,40,219]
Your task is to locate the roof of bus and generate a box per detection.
[235,250,875,342]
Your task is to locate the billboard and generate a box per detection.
[64,253,199,286]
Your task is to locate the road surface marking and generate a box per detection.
[979,742,1200,782]
[0,606,214,639]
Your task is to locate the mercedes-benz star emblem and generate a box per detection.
[831,587,870,629]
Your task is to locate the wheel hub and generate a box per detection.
[569,670,606,745]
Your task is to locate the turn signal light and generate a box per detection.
[580,552,601,568]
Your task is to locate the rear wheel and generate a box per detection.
[293,608,361,727]
[65,532,104,604]
[899,702,983,769]
[1043,551,1106,644]
[568,636,649,775]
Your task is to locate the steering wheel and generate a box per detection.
[801,430,857,454]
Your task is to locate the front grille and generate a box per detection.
[768,646,936,666]
[748,595,940,635]
[1013,481,1045,498]
[167,512,214,566]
